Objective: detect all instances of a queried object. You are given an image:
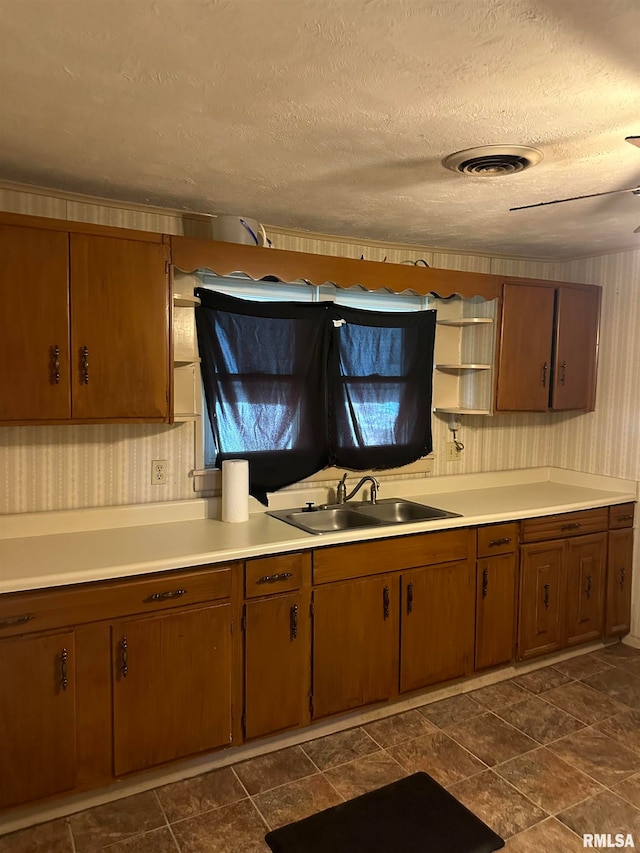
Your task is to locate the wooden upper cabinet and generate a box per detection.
[552,285,600,411]
[496,283,555,412]
[0,217,170,424]
[70,235,170,420]
[496,281,600,413]
[0,224,71,421]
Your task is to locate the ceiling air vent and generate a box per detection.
[443,145,543,177]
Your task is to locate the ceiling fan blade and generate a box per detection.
[626,136,640,148]
[510,185,640,211]
[635,224,640,233]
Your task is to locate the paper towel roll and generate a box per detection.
[221,459,249,523]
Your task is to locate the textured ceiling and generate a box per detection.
[0,0,639,258]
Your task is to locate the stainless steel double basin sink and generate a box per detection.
[267,498,461,535]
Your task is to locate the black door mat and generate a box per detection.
[265,772,505,853]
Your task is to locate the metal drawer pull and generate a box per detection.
[561,522,581,531]
[60,647,68,691]
[407,582,414,614]
[560,360,567,385]
[52,345,61,384]
[488,537,511,547]
[0,614,35,629]
[257,572,293,584]
[586,574,592,599]
[147,588,187,602]
[120,636,129,678]
[81,346,89,384]
[482,568,489,598]
[620,566,626,589]
[617,514,634,522]
[383,586,390,620]
[541,362,548,387]
[290,604,298,640]
[543,582,551,609]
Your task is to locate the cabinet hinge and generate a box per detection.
[241,613,247,632]
[308,692,314,717]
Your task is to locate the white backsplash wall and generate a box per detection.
[0,183,619,513]
[0,423,195,515]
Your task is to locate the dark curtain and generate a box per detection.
[327,304,436,470]
[195,289,331,504]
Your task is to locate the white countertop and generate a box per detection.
[0,467,636,595]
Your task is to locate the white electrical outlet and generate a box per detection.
[151,460,168,484]
[445,442,462,462]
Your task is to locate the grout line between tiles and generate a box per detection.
[66,818,77,853]
[230,765,255,801]
[545,723,640,789]
[490,744,608,813]
[247,793,274,833]
[152,789,182,852]
[317,771,347,804]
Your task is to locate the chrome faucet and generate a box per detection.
[336,474,380,505]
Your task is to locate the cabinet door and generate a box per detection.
[0,224,71,421]
[564,533,606,646]
[70,234,169,420]
[496,283,555,411]
[518,541,564,659]
[0,631,76,809]
[475,553,517,671]
[400,560,475,693]
[112,605,232,776]
[312,575,397,720]
[244,591,310,740]
[606,529,634,636]
[552,286,600,411]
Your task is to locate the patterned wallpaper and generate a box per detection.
[0,187,637,517]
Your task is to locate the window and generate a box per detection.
[195,275,435,504]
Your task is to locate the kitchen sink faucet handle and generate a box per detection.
[336,473,348,504]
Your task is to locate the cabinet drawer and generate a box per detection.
[521,508,608,543]
[0,564,235,637]
[609,503,635,529]
[245,553,307,598]
[313,529,473,585]
[477,522,519,557]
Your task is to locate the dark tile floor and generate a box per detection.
[2,644,640,852]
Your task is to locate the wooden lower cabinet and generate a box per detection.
[519,529,612,658]
[475,553,517,670]
[518,541,564,659]
[0,631,76,809]
[400,560,475,692]
[564,533,606,646]
[606,528,634,636]
[112,604,232,776]
[244,591,310,740]
[312,575,398,720]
